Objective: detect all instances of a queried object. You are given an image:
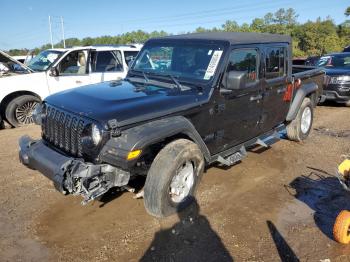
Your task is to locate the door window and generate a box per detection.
[226,49,258,86]
[58,50,88,75]
[265,47,286,79]
[124,51,139,65]
[92,51,123,72]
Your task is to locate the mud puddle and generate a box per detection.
[314,127,350,138]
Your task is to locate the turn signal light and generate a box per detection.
[127,150,142,160]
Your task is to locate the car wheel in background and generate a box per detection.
[5,95,40,127]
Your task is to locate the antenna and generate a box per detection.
[48,15,54,48]
[60,16,66,48]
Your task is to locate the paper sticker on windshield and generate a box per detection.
[204,50,223,80]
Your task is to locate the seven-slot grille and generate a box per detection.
[42,105,87,157]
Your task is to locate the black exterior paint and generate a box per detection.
[322,68,350,102]
[42,34,323,165]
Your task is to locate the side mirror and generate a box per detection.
[49,67,59,77]
[225,71,247,91]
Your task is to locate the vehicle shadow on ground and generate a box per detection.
[267,220,300,262]
[140,198,234,262]
[319,100,346,108]
[288,168,350,240]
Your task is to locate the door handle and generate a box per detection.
[277,87,287,94]
[76,80,82,84]
[250,94,263,101]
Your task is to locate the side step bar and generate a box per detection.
[213,125,284,166]
[256,131,280,147]
[217,146,247,166]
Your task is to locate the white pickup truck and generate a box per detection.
[0,45,141,127]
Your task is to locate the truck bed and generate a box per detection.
[292,65,325,102]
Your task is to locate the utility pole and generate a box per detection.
[60,16,66,48]
[48,15,53,48]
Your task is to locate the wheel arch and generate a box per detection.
[100,116,211,169]
[0,91,41,117]
[286,82,318,122]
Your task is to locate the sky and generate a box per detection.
[0,0,348,50]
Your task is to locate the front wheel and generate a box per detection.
[144,139,205,218]
[5,95,40,127]
[286,97,313,142]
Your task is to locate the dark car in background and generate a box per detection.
[318,53,350,106]
[343,46,350,52]
[293,56,320,66]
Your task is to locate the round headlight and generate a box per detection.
[32,104,43,125]
[81,123,102,150]
[91,124,102,145]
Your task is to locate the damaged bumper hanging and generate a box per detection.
[18,136,130,204]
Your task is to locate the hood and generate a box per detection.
[323,67,350,76]
[0,50,33,75]
[45,80,207,127]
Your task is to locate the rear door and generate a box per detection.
[213,47,263,153]
[89,50,126,84]
[260,45,290,132]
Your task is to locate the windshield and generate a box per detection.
[27,50,63,71]
[317,54,350,69]
[132,41,225,82]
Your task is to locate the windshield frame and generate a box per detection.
[27,50,64,72]
[129,39,229,86]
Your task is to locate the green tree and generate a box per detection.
[296,18,342,55]
[345,6,350,16]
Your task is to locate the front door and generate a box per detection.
[213,47,263,153]
[47,50,91,95]
[89,50,126,84]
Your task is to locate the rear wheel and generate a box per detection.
[5,95,40,127]
[333,210,350,244]
[144,139,205,218]
[286,97,313,142]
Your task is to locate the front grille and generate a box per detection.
[42,105,88,157]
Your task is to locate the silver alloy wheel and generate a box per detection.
[15,101,38,125]
[169,161,195,203]
[301,106,312,134]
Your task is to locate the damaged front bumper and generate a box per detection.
[19,136,130,204]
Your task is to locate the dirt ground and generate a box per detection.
[1,103,350,262]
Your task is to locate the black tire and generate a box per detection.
[5,95,40,127]
[144,139,205,218]
[286,97,313,142]
[0,117,4,130]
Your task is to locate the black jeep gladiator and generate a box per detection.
[19,32,325,217]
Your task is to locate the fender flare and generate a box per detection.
[286,82,318,122]
[100,116,211,168]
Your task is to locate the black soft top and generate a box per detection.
[152,32,291,45]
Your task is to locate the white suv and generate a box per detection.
[0,45,141,127]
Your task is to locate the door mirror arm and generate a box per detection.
[49,67,59,77]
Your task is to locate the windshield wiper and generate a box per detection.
[142,71,150,82]
[127,69,150,83]
[166,74,183,90]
